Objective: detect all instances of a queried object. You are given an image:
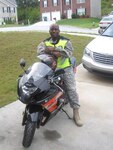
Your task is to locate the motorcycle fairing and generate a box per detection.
[18,62,53,104]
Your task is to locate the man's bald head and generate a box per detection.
[49,24,60,40]
[49,24,60,31]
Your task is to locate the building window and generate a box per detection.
[64,0,70,5]
[11,7,15,13]
[77,8,85,16]
[4,17,11,22]
[7,7,11,13]
[2,7,4,13]
[43,0,48,7]
[52,0,58,6]
[14,7,15,13]
[11,7,13,13]
[2,7,7,13]
[77,0,85,3]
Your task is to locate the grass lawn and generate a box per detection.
[57,18,100,28]
[0,32,93,107]
[0,18,100,29]
[0,24,24,28]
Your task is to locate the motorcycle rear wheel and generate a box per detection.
[22,119,36,148]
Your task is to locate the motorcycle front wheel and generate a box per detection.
[22,118,36,148]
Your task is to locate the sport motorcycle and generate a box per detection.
[17,52,76,148]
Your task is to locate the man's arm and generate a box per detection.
[37,42,61,57]
[55,40,73,58]
[37,42,56,55]
[37,40,73,58]
[37,42,46,55]
[64,40,73,57]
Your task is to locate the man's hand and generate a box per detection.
[52,51,61,58]
[45,46,61,57]
[45,46,55,53]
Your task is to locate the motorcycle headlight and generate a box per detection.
[84,48,92,57]
[22,84,37,95]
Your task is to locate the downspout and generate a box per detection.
[50,0,52,21]
[71,0,72,11]
[60,0,63,19]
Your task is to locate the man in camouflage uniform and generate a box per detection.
[37,24,83,127]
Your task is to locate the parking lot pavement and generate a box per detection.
[0,64,113,150]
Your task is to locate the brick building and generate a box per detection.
[111,0,113,6]
[40,0,101,21]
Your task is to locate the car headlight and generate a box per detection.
[84,48,92,57]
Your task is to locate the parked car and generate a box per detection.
[109,11,113,15]
[98,16,113,34]
[82,22,113,76]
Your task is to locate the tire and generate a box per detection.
[22,118,36,148]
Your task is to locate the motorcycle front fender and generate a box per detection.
[30,112,39,122]
[29,111,43,128]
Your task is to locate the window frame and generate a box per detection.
[43,0,48,8]
[52,0,58,6]
[2,7,7,13]
[7,7,11,13]
[64,0,70,5]
[77,7,86,16]
[77,0,85,4]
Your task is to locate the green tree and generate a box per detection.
[101,0,112,16]
[16,0,39,7]
[16,0,40,24]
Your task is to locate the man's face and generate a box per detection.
[49,24,60,39]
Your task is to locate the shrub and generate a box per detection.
[71,13,79,19]
[61,14,67,19]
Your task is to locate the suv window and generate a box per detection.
[102,23,113,37]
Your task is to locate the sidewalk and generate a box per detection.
[0,65,113,150]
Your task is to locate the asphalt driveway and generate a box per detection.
[0,21,99,35]
[0,65,113,150]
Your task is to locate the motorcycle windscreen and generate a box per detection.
[19,62,53,92]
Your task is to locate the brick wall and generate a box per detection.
[40,0,101,20]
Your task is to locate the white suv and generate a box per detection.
[82,23,113,76]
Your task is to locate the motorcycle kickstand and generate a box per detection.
[61,108,72,120]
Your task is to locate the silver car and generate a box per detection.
[99,16,113,29]
[98,16,113,34]
[82,23,113,75]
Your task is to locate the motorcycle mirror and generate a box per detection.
[20,58,26,68]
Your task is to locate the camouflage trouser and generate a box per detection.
[63,67,80,109]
